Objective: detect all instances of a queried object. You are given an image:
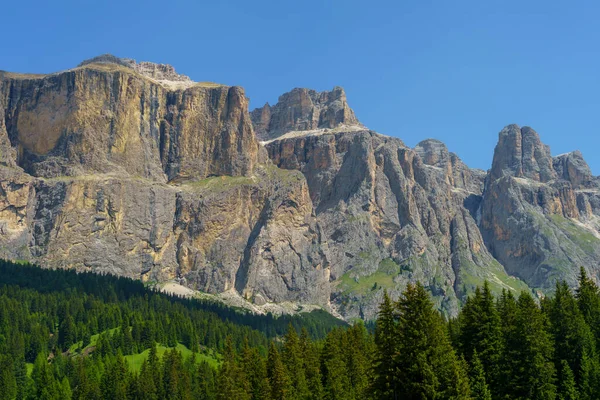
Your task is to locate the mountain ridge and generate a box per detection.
[1,54,599,320]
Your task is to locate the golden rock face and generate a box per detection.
[0,61,328,310]
[1,64,258,182]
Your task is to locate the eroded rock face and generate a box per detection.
[2,55,600,320]
[0,62,258,181]
[265,130,527,319]
[0,56,324,314]
[251,87,361,140]
[480,125,600,290]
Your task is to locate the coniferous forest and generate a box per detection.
[1,260,600,399]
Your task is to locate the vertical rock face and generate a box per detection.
[480,125,600,290]
[0,56,323,313]
[251,87,362,140]
[265,128,527,319]
[0,61,258,181]
[490,125,556,182]
[1,55,600,321]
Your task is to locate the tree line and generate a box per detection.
[2,258,600,399]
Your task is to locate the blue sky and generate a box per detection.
[2,0,599,172]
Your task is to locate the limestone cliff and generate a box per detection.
[264,126,526,319]
[251,87,361,141]
[480,125,600,290]
[1,55,599,320]
[0,56,323,313]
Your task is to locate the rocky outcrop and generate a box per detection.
[0,59,258,182]
[0,56,323,314]
[251,87,361,140]
[265,129,527,319]
[480,125,600,290]
[1,55,600,321]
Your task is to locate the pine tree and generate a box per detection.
[548,281,597,387]
[217,336,250,400]
[576,267,600,348]
[0,355,17,400]
[31,353,60,400]
[138,359,158,400]
[372,290,398,399]
[578,349,600,400]
[241,339,271,400]
[283,324,309,400]
[469,351,492,400]
[345,322,372,398]
[58,314,77,351]
[458,282,503,392]
[267,341,291,400]
[394,283,471,399]
[503,292,557,400]
[300,328,324,400]
[321,330,353,400]
[101,352,128,400]
[557,360,579,400]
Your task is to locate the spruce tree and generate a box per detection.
[321,330,353,400]
[300,328,324,400]
[217,337,250,400]
[242,339,271,400]
[458,282,503,392]
[372,290,398,399]
[394,283,471,399]
[576,267,600,348]
[0,355,17,400]
[283,325,309,399]
[557,360,579,400]
[267,341,290,400]
[503,292,557,400]
[548,281,597,388]
[469,351,492,400]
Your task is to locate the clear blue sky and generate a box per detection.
[2,0,599,172]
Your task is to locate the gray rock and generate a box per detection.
[251,87,362,140]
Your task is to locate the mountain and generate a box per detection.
[0,54,599,320]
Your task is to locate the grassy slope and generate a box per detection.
[124,344,219,373]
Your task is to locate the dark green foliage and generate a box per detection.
[5,258,600,400]
[469,352,492,400]
[393,283,471,399]
[557,360,579,400]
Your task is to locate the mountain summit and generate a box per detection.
[251,86,362,141]
[0,56,599,320]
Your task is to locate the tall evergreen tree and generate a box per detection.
[547,281,597,387]
[576,267,600,348]
[394,283,471,399]
[458,282,503,392]
[502,292,557,400]
[372,290,398,400]
[300,328,324,400]
[267,342,290,400]
[557,360,579,400]
[217,336,250,400]
[469,351,492,400]
[321,330,353,400]
[283,325,309,399]
[242,339,271,400]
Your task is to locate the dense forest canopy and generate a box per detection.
[1,260,600,399]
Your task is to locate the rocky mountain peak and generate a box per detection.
[78,54,193,83]
[490,124,556,182]
[414,139,451,168]
[553,150,595,189]
[251,86,362,140]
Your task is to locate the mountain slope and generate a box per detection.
[0,55,599,320]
